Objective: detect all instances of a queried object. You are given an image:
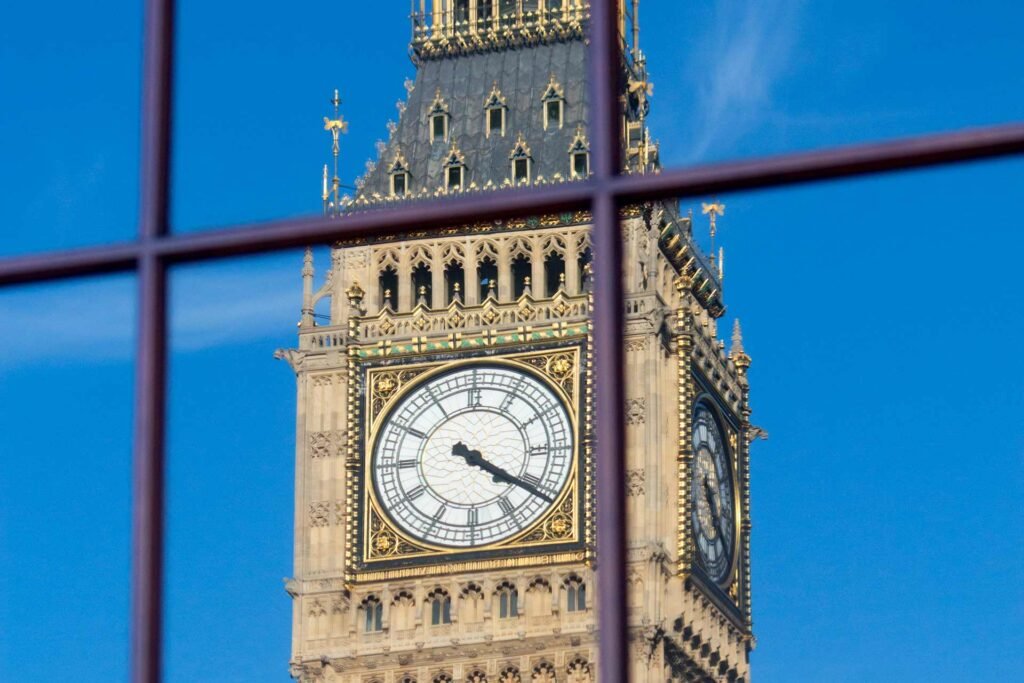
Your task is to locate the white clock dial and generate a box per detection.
[372,364,574,548]
[691,403,736,583]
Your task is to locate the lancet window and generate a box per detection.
[428,589,452,625]
[362,596,383,633]
[412,264,432,307]
[378,266,398,310]
[495,582,518,618]
[444,261,465,304]
[565,575,587,612]
[544,252,566,296]
[478,256,498,301]
[512,254,532,298]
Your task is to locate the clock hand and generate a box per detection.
[702,476,725,542]
[451,442,555,503]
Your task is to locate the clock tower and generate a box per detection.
[279,3,756,681]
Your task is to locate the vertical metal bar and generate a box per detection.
[588,0,628,680]
[591,192,628,681]
[133,0,174,681]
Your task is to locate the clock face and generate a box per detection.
[691,403,735,583]
[371,364,574,548]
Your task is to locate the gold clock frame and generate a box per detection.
[345,342,592,584]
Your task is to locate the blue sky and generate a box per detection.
[2,1,1023,681]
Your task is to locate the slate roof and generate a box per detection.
[354,38,588,202]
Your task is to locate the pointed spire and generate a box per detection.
[522,276,532,298]
[451,281,462,304]
[730,318,751,375]
[300,248,315,328]
[417,285,428,307]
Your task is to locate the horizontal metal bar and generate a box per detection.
[614,122,1024,202]
[0,242,140,286]
[2,123,1024,288]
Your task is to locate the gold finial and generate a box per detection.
[701,200,726,258]
[323,89,349,216]
[346,281,365,312]
[453,282,461,292]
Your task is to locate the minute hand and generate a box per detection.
[451,442,555,503]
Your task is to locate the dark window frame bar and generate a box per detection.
[0,0,1021,681]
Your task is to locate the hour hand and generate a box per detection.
[451,442,554,503]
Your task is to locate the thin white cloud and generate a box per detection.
[675,0,804,162]
[0,276,136,370]
[0,254,316,371]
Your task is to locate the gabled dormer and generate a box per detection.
[509,133,532,185]
[484,83,508,138]
[444,141,466,192]
[541,74,565,130]
[429,89,450,143]
[568,126,590,179]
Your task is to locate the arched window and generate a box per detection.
[565,575,586,612]
[478,256,498,301]
[512,255,531,298]
[496,582,518,618]
[467,669,489,683]
[429,589,452,625]
[362,596,383,632]
[577,246,593,292]
[412,263,432,306]
[379,266,398,310]
[433,673,454,683]
[544,252,565,296]
[444,261,465,304]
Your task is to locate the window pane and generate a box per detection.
[1,1,141,255]
[0,276,135,679]
[171,3,411,231]
[625,159,1024,681]
[643,0,1024,167]
[165,254,301,681]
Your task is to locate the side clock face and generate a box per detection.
[371,364,574,548]
[691,403,736,583]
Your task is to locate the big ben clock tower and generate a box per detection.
[279,3,756,681]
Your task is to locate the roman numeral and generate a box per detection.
[467,389,482,407]
[407,485,426,500]
[467,508,479,526]
[498,498,514,516]
[404,426,427,439]
[398,459,417,469]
